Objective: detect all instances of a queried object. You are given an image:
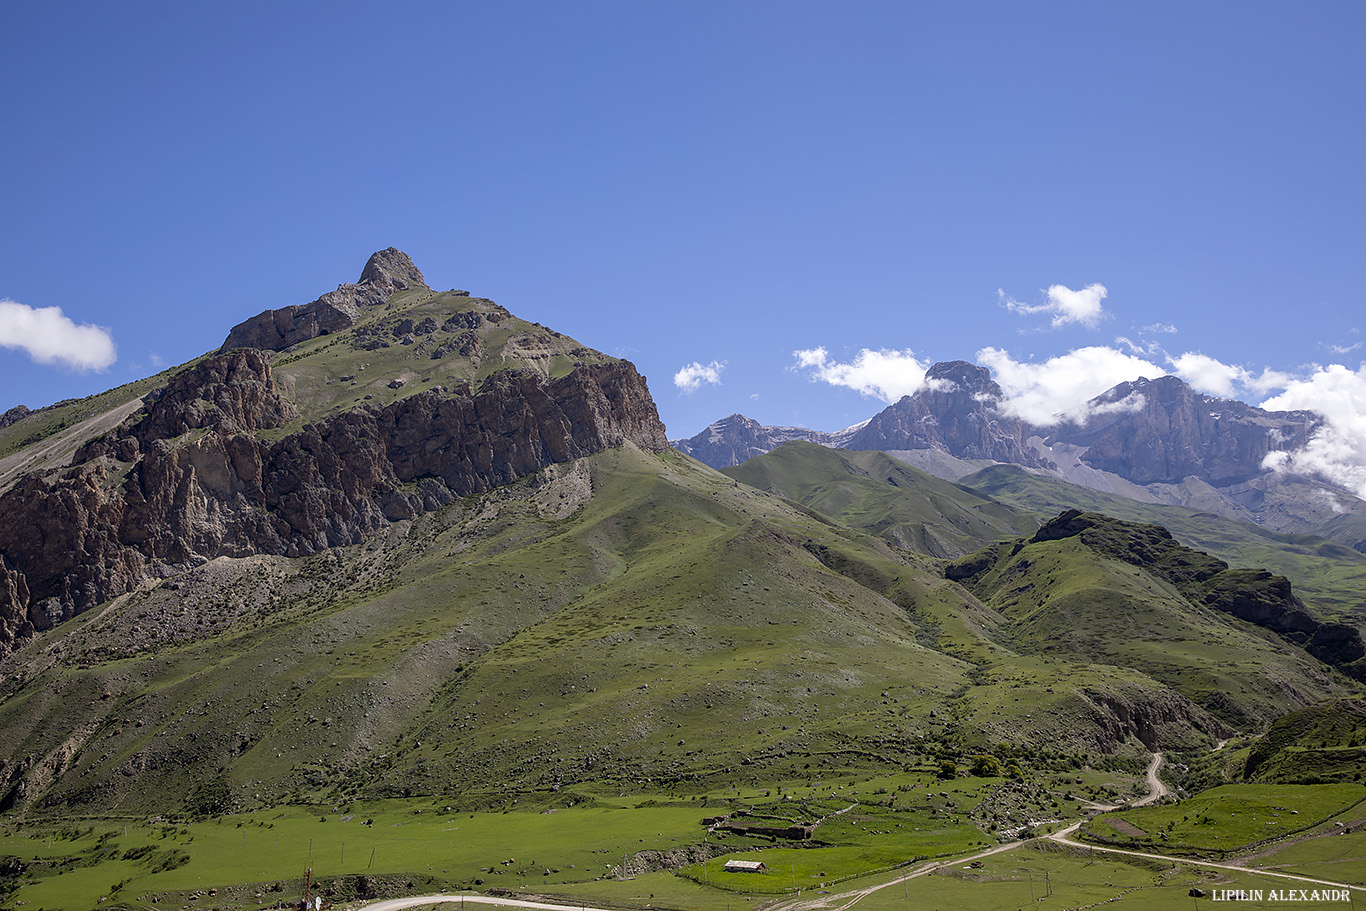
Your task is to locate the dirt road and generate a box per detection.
[1133,751,1169,806]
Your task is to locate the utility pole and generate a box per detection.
[1028,871,1035,903]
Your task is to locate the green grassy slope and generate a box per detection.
[1243,697,1366,784]
[721,442,1039,558]
[947,514,1352,731]
[0,445,980,816]
[1,444,1264,820]
[267,287,621,430]
[959,464,1366,622]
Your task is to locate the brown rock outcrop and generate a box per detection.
[0,405,30,429]
[0,350,667,657]
[220,248,428,352]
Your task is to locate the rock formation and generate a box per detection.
[844,361,1054,468]
[676,366,1325,507]
[219,247,427,352]
[0,251,668,658]
[1046,375,1319,486]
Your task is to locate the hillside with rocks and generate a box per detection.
[0,251,666,657]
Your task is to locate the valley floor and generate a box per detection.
[339,755,1363,911]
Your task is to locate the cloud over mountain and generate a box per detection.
[1000,283,1109,329]
[0,299,117,370]
[674,360,725,393]
[791,347,931,402]
[1261,364,1366,498]
[1169,352,1292,399]
[976,345,1163,426]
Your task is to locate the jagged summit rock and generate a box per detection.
[220,247,431,352]
[678,365,1338,519]
[923,359,997,393]
[358,246,426,296]
[844,360,1053,468]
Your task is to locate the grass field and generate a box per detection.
[4,772,1366,910]
[1079,783,1366,856]
[0,769,1053,910]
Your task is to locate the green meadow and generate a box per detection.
[1080,783,1366,856]
[0,767,1069,910]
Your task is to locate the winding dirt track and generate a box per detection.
[1133,751,1169,806]
[354,753,1362,911]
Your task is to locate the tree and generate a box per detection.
[938,760,958,780]
[970,755,1001,777]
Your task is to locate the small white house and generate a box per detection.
[724,860,767,873]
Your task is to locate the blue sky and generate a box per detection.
[2,3,1363,488]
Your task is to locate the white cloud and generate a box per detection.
[1000,283,1109,329]
[0,299,117,370]
[1143,322,1178,334]
[673,360,724,393]
[1260,364,1366,498]
[792,347,931,403]
[976,345,1164,426]
[1116,335,1163,357]
[1167,352,1294,399]
[1327,341,1363,355]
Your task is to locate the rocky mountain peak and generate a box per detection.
[1046,374,1320,486]
[358,247,427,296]
[222,247,429,353]
[672,413,850,468]
[924,360,1000,398]
[844,361,1051,469]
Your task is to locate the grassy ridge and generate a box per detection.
[1080,783,1366,857]
[960,464,1366,622]
[3,447,1354,820]
[722,442,1039,558]
[947,519,1350,731]
[1244,697,1366,784]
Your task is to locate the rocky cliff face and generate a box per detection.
[0,252,669,659]
[220,247,427,352]
[845,361,1054,468]
[1046,375,1319,486]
